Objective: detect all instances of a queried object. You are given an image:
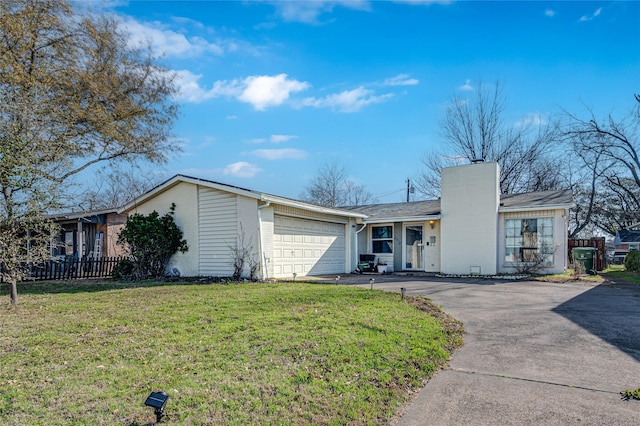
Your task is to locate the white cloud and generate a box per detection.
[172,70,209,102]
[458,79,474,91]
[383,74,419,86]
[514,112,548,128]
[301,86,393,112]
[251,148,308,160]
[580,7,603,22]
[173,72,309,108]
[223,162,262,178]
[270,134,298,143]
[121,18,224,58]
[238,74,310,110]
[249,134,297,144]
[545,9,555,17]
[270,0,370,24]
[248,138,268,144]
[172,70,243,103]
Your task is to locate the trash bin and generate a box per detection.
[572,247,597,273]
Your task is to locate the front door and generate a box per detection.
[404,225,424,270]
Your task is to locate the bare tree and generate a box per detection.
[564,100,640,186]
[562,150,607,238]
[342,180,377,207]
[415,81,563,198]
[300,162,377,207]
[441,81,505,162]
[74,166,162,210]
[562,96,640,236]
[0,0,179,303]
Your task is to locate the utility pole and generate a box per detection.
[406,179,414,202]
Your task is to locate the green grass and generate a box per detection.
[535,264,640,285]
[604,264,640,285]
[535,269,604,282]
[0,281,463,425]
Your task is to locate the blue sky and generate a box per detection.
[97,0,639,203]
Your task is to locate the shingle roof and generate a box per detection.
[346,189,573,220]
[347,200,441,220]
[499,189,574,209]
[616,229,640,244]
[120,174,367,219]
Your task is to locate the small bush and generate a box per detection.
[624,250,640,272]
[117,203,188,279]
[111,258,135,280]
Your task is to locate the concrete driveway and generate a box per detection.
[350,276,640,425]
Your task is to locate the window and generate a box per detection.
[505,218,553,264]
[64,231,74,256]
[372,225,393,254]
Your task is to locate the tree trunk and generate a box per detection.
[9,279,18,304]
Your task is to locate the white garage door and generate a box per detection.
[273,215,346,277]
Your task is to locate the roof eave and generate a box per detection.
[363,215,441,224]
[118,175,262,214]
[261,195,368,219]
[48,208,120,221]
[499,203,574,213]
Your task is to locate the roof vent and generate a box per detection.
[471,158,485,164]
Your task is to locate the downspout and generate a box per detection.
[355,223,367,270]
[257,202,271,280]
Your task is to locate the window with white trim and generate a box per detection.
[505,218,553,264]
[372,225,393,254]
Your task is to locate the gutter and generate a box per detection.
[362,215,440,224]
[498,204,574,213]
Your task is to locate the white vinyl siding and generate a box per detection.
[125,181,200,276]
[273,215,345,277]
[198,187,237,276]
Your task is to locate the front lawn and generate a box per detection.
[0,281,462,425]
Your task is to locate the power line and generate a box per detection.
[373,187,405,199]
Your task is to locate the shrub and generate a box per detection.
[229,224,259,281]
[117,203,188,279]
[624,250,640,272]
[111,258,135,280]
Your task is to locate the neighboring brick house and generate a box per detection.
[49,209,128,259]
[614,223,640,252]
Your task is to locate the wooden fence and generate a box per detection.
[23,257,124,281]
[568,238,606,271]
